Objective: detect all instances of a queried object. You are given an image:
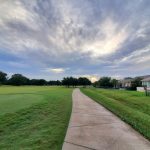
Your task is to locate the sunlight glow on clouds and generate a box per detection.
[80,75,99,83]
[82,18,129,57]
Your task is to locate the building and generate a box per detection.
[141,77,150,87]
[120,78,133,88]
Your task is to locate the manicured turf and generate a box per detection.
[81,88,150,140]
[0,86,72,150]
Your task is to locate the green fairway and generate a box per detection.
[0,86,72,150]
[81,88,150,140]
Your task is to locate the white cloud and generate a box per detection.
[48,16,129,58]
[108,45,150,72]
[44,68,66,74]
[0,0,38,29]
[81,18,129,57]
[120,45,150,63]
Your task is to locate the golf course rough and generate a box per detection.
[0,86,72,150]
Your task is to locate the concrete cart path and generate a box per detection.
[62,89,150,150]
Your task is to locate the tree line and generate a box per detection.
[0,71,142,90]
[93,76,142,90]
[62,77,91,87]
[0,71,91,87]
[93,77,119,88]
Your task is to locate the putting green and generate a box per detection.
[0,94,44,115]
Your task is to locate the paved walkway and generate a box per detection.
[62,89,150,150]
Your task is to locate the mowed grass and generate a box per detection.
[0,86,73,150]
[81,88,150,140]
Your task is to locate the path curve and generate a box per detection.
[62,88,150,150]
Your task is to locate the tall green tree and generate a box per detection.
[98,77,113,88]
[62,77,71,87]
[111,79,118,88]
[78,77,91,87]
[93,81,99,87]
[130,77,142,90]
[62,77,77,87]
[62,77,91,87]
[48,80,61,86]
[9,74,29,86]
[0,71,7,85]
[30,79,47,85]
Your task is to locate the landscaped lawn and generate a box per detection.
[0,86,72,150]
[81,88,150,140]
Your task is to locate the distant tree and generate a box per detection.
[62,77,75,87]
[9,74,29,86]
[0,70,63,86]
[0,71,7,85]
[72,78,78,87]
[62,77,70,87]
[124,77,133,80]
[98,77,113,88]
[56,80,62,86]
[111,79,118,88]
[30,79,38,85]
[78,77,91,87]
[48,80,62,86]
[48,81,54,85]
[62,77,86,87]
[130,77,142,90]
[38,79,47,85]
[93,81,99,87]
[30,79,47,85]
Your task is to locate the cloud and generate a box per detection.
[81,18,129,57]
[7,61,28,68]
[0,0,39,30]
[0,0,129,58]
[44,68,66,74]
[120,45,150,63]
[0,0,150,79]
[82,75,99,83]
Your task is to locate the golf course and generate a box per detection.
[0,86,150,149]
[0,0,150,149]
[0,86,72,150]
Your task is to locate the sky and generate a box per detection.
[0,0,150,81]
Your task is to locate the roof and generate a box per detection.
[136,75,150,79]
[141,77,150,82]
